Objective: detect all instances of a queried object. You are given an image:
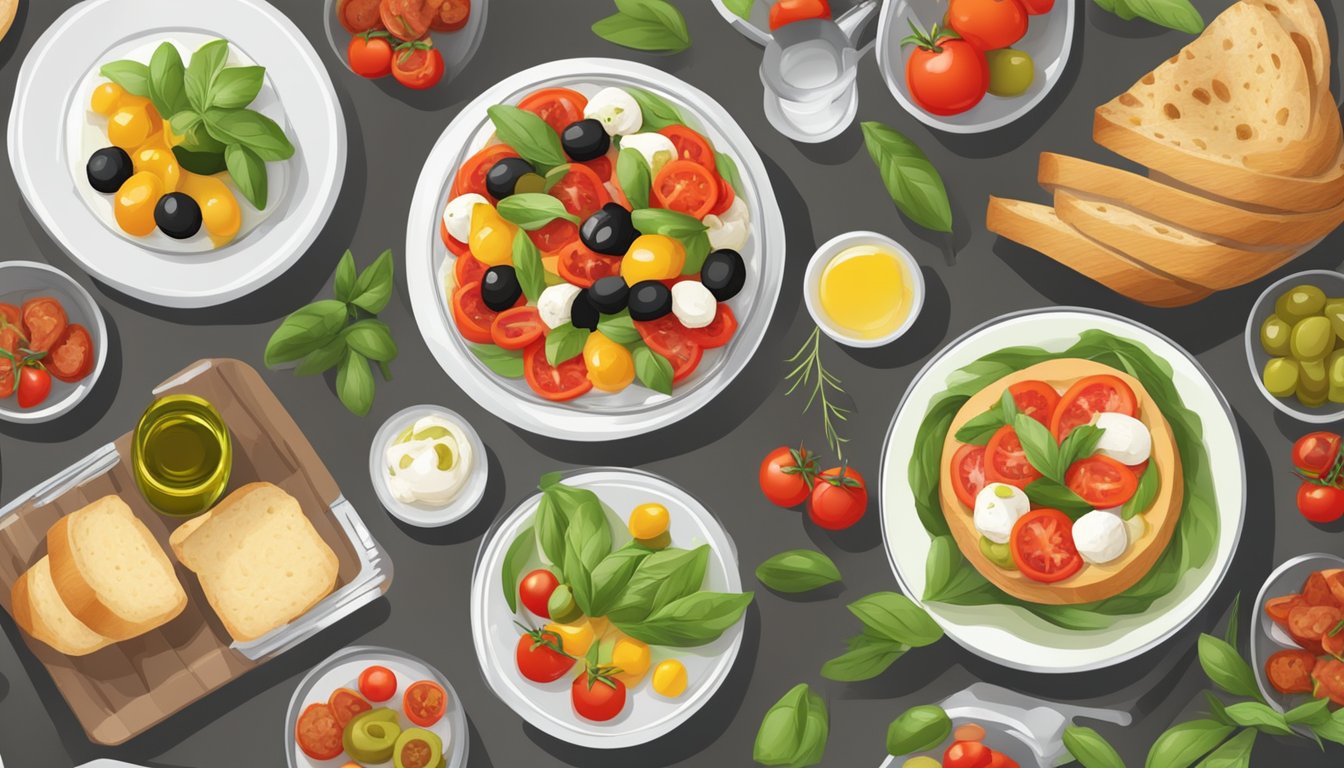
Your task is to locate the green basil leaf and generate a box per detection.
[1197,634,1261,701]
[501,524,535,613]
[1193,728,1254,768]
[209,66,265,110]
[185,39,229,113]
[632,342,674,395]
[487,104,567,171]
[1145,720,1235,768]
[714,151,744,197]
[1222,702,1290,736]
[1063,725,1125,768]
[588,547,651,616]
[1123,462,1160,519]
[168,109,203,136]
[335,348,375,416]
[511,230,546,304]
[682,231,711,274]
[561,488,612,616]
[334,250,356,303]
[147,43,190,117]
[860,121,952,233]
[754,684,810,766]
[592,0,691,54]
[955,408,1008,445]
[1024,477,1093,517]
[847,591,942,647]
[616,590,752,646]
[342,319,398,363]
[294,336,347,377]
[922,535,1001,604]
[1094,0,1138,20]
[1013,413,1061,481]
[606,545,710,623]
[1223,593,1240,648]
[631,208,707,238]
[224,143,268,209]
[498,193,581,231]
[99,60,151,97]
[173,146,227,175]
[1115,0,1204,34]
[795,690,829,767]
[264,299,348,366]
[203,108,294,161]
[617,148,651,211]
[1313,708,1344,745]
[534,488,571,578]
[723,0,754,20]
[596,311,641,345]
[1285,697,1331,726]
[625,86,685,130]
[755,549,841,593]
[469,344,524,378]
[886,705,951,756]
[546,324,589,365]
[1057,424,1106,478]
[349,249,395,314]
[820,637,907,682]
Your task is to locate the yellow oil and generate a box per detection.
[818,245,911,339]
[132,395,232,517]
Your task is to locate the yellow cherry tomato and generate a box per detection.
[108,105,155,151]
[620,234,685,285]
[902,759,942,768]
[468,204,517,266]
[544,620,596,659]
[583,331,635,393]
[132,137,181,192]
[178,172,241,246]
[611,637,651,684]
[90,82,125,115]
[628,503,670,540]
[651,659,688,698]
[114,172,164,237]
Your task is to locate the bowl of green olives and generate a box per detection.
[1245,270,1344,423]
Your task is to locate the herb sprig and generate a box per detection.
[785,327,851,461]
[592,0,691,53]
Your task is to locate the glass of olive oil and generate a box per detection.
[132,395,232,517]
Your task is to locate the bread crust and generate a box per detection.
[12,559,112,656]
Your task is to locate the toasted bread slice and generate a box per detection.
[986,197,1211,307]
[1053,190,1300,290]
[12,557,113,657]
[1038,153,1344,246]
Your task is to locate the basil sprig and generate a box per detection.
[754,684,828,767]
[820,592,942,682]
[860,121,952,233]
[1012,413,1106,516]
[1093,0,1204,34]
[755,550,841,594]
[592,0,691,53]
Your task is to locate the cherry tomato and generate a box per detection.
[548,164,611,220]
[1313,658,1344,705]
[572,671,627,721]
[557,242,621,288]
[903,27,989,117]
[951,443,987,508]
[381,0,433,40]
[453,254,487,290]
[491,306,545,351]
[984,425,1042,489]
[710,174,736,216]
[759,445,819,507]
[452,144,519,201]
[635,315,703,382]
[524,341,593,401]
[1298,483,1344,524]
[681,304,737,349]
[1293,432,1342,479]
[348,32,394,78]
[658,125,715,167]
[519,568,559,618]
[1050,375,1138,440]
[1267,649,1318,694]
[768,0,832,30]
[1065,456,1139,508]
[392,42,444,90]
[429,0,471,31]
[947,0,1028,51]
[987,752,1019,768]
[326,688,371,729]
[358,665,398,702]
[653,159,719,219]
[516,627,576,682]
[295,703,343,760]
[453,281,506,344]
[47,324,94,383]
[944,739,993,768]
[337,0,384,33]
[16,366,51,409]
[403,680,448,728]
[1010,509,1082,583]
[1009,380,1059,427]
[808,466,867,530]
[20,297,67,353]
[529,218,580,254]
[1018,0,1054,12]
[518,88,588,136]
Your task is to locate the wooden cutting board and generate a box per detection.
[0,358,376,745]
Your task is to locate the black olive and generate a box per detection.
[580,203,639,256]
[481,266,522,311]
[700,249,746,301]
[86,147,133,194]
[154,193,203,240]
[627,280,672,321]
[486,157,544,200]
[570,292,600,331]
[561,119,610,162]
[587,276,629,315]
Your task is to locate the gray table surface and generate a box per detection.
[1,0,1342,765]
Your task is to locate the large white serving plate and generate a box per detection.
[470,468,745,749]
[9,0,347,308]
[405,58,786,441]
[880,308,1245,672]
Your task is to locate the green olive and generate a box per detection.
[986,49,1035,98]
[1328,349,1344,404]
[1263,357,1300,397]
[1325,299,1344,342]
[1300,358,1328,396]
[1261,315,1293,356]
[1275,284,1327,322]
[979,536,1017,570]
[1298,383,1329,407]
[1290,316,1335,360]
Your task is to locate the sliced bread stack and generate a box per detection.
[988,0,1344,307]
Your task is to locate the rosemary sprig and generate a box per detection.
[784,327,851,461]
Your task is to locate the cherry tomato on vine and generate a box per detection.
[1293,432,1342,479]
[902,24,989,117]
[392,41,444,90]
[759,445,819,507]
[347,32,394,78]
[16,366,51,409]
[358,665,398,702]
[518,569,559,618]
[516,627,575,683]
[1298,482,1344,524]
[947,0,1028,51]
[808,466,867,530]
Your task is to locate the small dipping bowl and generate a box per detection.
[803,230,925,348]
[369,404,488,528]
[132,395,232,517]
[1244,269,1344,424]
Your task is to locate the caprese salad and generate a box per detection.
[295,662,453,767]
[0,296,95,410]
[439,83,752,402]
[337,0,471,90]
[1263,569,1344,707]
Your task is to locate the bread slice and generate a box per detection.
[1053,190,1300,290]
[1038,153,1344,247]
[169,483,338,643]
[986,197,1211,307]
[47,496,187,641]
[12,557,112,656]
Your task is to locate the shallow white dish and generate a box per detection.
[803,230,925,348]
[405,58,785,442]
[368,404,488,527]
[0,261,108,424]
[9,0,347,308]
[875,0,1075,134]
[1244,269,1344,424]
[469,468,745,749]
[880,308,1245,673]
[1250,553,1344,717]
[323,0,488,84]
[285,645,468,768]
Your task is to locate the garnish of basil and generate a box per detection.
[860,121,953,234]
[592,0,691,54]
[487,104,567,172]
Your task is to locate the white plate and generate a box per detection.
[0,261,108,424]
[405,58,786,442]
[469,468,745,749]
[1243,269,1344,424]
[875,0,1075,134]
[1250,553,1344,717]
[880,308,1245,673]
[285,645,468,768]
[9,0,347,308]
[323,0,488,84]
[368,404,488,527]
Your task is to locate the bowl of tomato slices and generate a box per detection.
[1252,554,1344,718]
[325,0,486,89]
[0,261,107,424]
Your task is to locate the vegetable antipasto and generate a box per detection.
[1263,569,1344,707]
[0,296,95,410]
[295,662,453,767]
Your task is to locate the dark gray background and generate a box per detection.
[0,0,1341,764]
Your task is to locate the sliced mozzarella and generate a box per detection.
[1072,510,1128,564]
[705,197,750,251]
[1093,412,1151,466]
[972,483,1029,544]
[619,132,677,174]
[538,284,582,329]
[584,88,643,136]
[443,193,489,244]
[671,281,716,329]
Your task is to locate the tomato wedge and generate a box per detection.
[451,144,518,201]
[429,0,470,31]
[1303,571,1340,607]
[327,688,371,729]
[1049,375,1137,440]
[653,159,719,219]
[47,324,94,383]
[1008,380,1059,427]
[491,306,545,350]
[1265,594,1305,629]
[1064,455,1139,508]
[557,242,620,288]
[950,443,986,508]
[440,218,471,257]
[295,703,343,761]
[710,174,735,216]
[453,253,487,289]
[524,341,592,401]
[635,315,703,382]
[403,680,449,728]
[528,218,580,254]
[452,281,504,343]
[21,297,68,353]
[1010,508,1082,583]
[1267,650,1318,694]
[519,87,588,135]
[1315,659,1344,705]
[658,124,715,167]
[584,153,613,182]
[681,304,737,349]
[983,425,1042,489]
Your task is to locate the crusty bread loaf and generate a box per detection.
[169,482,338,643]
[1053,190,1299,290]
[985,197,1211,307]
[47,496,187,641]
[12,557,112,656]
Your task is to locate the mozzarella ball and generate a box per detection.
[584,88,643,136]
[972,483,1029,544]
[443,193,489,244]
[671,281,716,329]
[705,197,750,251]
[1094,412,1152,466]
[619,132,677,174]
[1072,510,1128,564]
[538,284,582,329]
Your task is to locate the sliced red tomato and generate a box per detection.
[294,703,343,761]
[452,281,501,344]
[0,303,20,328]
[681,304,737,349]
[1049,375,1137,440]
[658,125,715,167]
[47,324,94,383]
[1289,604,1339,655]
[338,0,384,33]
[451,144,518,201]
[548,164,611,219]
[1009,380,1060,427]
[983,425,1042,489]
[710,174,735,216]
[1303,571,1340,607]
[1267,649,1319,694]
[454,253,487,288]
[491,306,545,350]
[327,688,371,729]
[528,219,580,254]
[0,359,12,399]
[951,443,986,508]
[1324,621,1344,659]
[1266,594,1306,629]
[584,153,613,182]
[381,0,434,40]
[524,341,592,401]
[652,159,719,219]
[1064,456,1139,508]
[21,297,68,353]
[557,243,620,288]
[635,315,703,382]
[428,0,470,31]
[403,680,449,728]
[1293,432,1342,479]
[1313,658,1344,705]
[441,218,471,257]
[1010,508,1083,584]
[518,87,588,135]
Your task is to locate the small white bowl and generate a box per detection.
[368,404,488,527]
[1243,269,1344,424]
[0,261,108,424]
[803,230,925,348]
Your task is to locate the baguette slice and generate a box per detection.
[1053,190,1300,290]
[12,557,113,656]
[986,197,1211,307]
[47,496,187,641]
[1038,153,1344,246]
[170,482,338,643]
